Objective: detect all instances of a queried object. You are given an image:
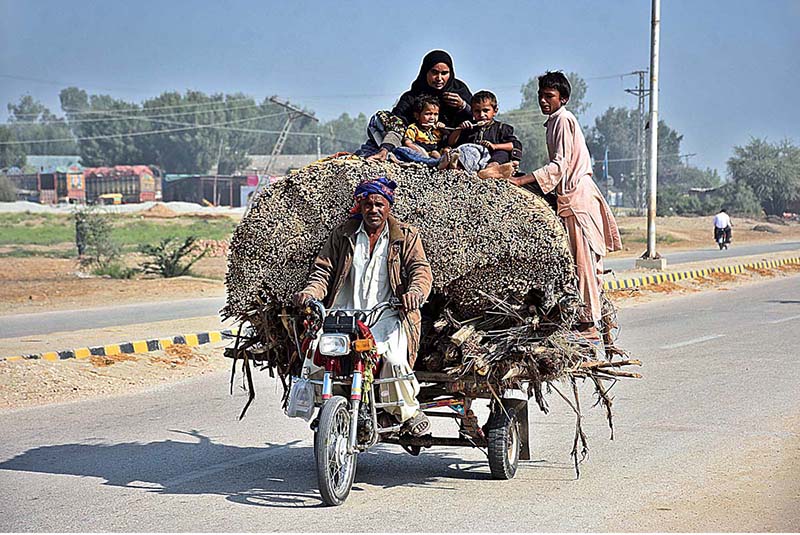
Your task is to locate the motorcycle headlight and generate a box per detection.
[319,334,350,356]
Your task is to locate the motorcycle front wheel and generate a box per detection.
[314,395,357,506]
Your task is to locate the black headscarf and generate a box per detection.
[392,50,472,127]
[409,50,470,98]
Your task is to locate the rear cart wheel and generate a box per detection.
[314,396,357,506]
[486,406,520,480]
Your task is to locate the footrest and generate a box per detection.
[374,373,416,384]
[375,400,405,408]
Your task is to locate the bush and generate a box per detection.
[73,207,121,268]
[139,236,208,278]
[92,262,138,279]
[0,175,16,202]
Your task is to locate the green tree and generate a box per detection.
[671,165,721,190]
[317,112,368,154]
[60,87,145,166]
[138,91,242,174]
[727,138,800,215]
[61,88,273,172]
[0,125,26,169]
[586,107,685,207]
[0,175,16,201]
[74,206,122,270]
[6,95,78,155]
[718,180,762,216]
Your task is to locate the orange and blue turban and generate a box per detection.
[349,177,397,217]
[354,176,397,205]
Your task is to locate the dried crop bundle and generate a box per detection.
[224,158,576,318]
[223,157,638,470]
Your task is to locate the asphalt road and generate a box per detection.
[0,296,226,339]
[2,240,799,340]
[1,276,798,531]
[604,239,800,272]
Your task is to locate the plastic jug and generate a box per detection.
[286,376,315,421]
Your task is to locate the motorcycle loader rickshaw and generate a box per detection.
[285,298,530,506]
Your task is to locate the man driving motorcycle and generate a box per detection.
[292,176,433,436]
[713,208,732,249]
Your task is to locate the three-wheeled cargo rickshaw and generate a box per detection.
[284,298,530,506]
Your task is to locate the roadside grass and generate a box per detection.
[628,234,681,245]
[0,213,237,251]
[0,214,73,245]
[0,246,75,258]
[112,219,237,248]
[619,227,681,245]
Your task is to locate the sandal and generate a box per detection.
[403,411,431,437]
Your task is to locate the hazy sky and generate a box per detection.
[1,0,798,174]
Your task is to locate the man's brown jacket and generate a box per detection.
[301,215,432,367]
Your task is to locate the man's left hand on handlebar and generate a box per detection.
[402,291,423,311]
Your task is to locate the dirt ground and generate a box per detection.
[0,256,226,315]
[0,343,230,411]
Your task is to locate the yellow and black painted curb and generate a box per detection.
[603,256,800,291]
[1,329,238,363]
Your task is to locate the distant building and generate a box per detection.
[5,173,41,202]
[242,154,319,176]
[25,155,81,172]
[687,186,721,203]
[163,174,255,207]
[83,165,162,204]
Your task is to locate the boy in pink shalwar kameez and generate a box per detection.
[511,72,621,341]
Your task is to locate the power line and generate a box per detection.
[9,99,262,123]
[3,104,286,126]
[0,111,289,145]
[92,105,359,145]
[0,113,362,146]
[61,96,259,115]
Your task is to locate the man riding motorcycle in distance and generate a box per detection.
[713,207,732,249]
[292,177,434,437]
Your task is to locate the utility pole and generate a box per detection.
[264,96,319,175]
[636,0,664,269]
[213,138,223,206]
[625,70,649,213]
[245,96,319,217]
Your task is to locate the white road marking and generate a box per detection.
[766,314,800,324]
[660,334,724,350]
